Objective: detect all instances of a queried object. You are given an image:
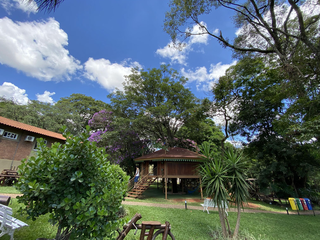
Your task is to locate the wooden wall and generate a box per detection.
[148,161,200,177]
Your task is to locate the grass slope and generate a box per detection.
[1,199,319,240]
[1,186,319,240]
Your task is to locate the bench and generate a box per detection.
[0,195,11,206]
[201,198,228,216]
[0,204,28,240]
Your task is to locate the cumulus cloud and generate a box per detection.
[0,17,82,81]
[156,21,216,65]
[0,82,29,105]
[1,0,37,14]
[36,91,55,104]
[84,58,141,91]
[181,61,237,90]
[156,42,189,65]
[189,22,211,45]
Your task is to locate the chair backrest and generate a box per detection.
[0,204,13,228]
[204,198,213,206]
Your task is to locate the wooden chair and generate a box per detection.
[140,221,161,240]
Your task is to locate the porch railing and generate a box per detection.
[127,167,157,191]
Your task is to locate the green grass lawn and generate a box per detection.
[0,186,21,194]
[126,184,306,213]
[1,198,320,240]
[1,184,316,212]
[123,205,320,240]
[1,185,320,239]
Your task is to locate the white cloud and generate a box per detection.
[0,17,82,81]
[156,21,215,65]
[156,42,189,65]
[1,0,37,14]
[181,61,237,87]
[36,91,55,104]
[0,82,29,105]
[84,58,141,91]
[189,22,211,45]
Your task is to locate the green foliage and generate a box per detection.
[177,118,224,154]
[0,98,61,132]
[15,127,129,240]
[109,64,207,148]
[213,56,320,199]
[165,0,320,80]
[199,143,250,238]
[0,93,110,135]
[225,150,250,207]
[199,144,250,206]
[55,93,111,134]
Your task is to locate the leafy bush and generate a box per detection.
[16,126,129,240]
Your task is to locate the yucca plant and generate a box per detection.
[199,142,250,239]
[225,149,250,239]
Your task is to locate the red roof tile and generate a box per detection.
[135,147,204,161]
[0,116,66,141]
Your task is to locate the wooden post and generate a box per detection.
[165,161,168,199]
[165,178,168,200]
[199,177,203,200]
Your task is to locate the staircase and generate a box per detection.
[127,174,157,198]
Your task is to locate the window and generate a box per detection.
[3,131,19,140]
[33,139,48,150]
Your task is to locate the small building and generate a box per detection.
[0,116,66,172]
[134,147,205,199]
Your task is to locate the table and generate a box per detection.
[0,169,20,186]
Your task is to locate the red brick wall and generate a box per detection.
[0,124,65,162]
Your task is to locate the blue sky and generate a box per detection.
[0,0,238,106]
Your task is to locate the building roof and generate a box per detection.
[134,147,205,162]
[0,116,66,141]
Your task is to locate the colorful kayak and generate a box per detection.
[295,198,304,210]
[289,198,298,210]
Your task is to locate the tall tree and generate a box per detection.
[55,93,111,134]
[108,65,208,148]
[213,57,320,197]
[165,0,320,81]
[88,110,152,176]
[177,118,227,156]
[0,94,110,135]
[0,98,63,132]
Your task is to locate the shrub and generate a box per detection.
[16,126,129,240]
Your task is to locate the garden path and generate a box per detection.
[122,199,320,215]
[3,193,319,215]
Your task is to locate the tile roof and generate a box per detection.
[135,147,204,162]
[0,116,66,141]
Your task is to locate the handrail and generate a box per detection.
[127,177,135,191]
[127,167,156,192]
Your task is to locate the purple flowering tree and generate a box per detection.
[88,110,151,176]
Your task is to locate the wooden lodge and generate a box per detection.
[128,147,205,199]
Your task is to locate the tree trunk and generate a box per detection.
[233,204,241,239]
[217,205,227,238]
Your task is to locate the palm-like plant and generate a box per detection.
[199,142,250,239]
[199,157,230,237]
[30,0,65,12]
[225,149,250,238]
